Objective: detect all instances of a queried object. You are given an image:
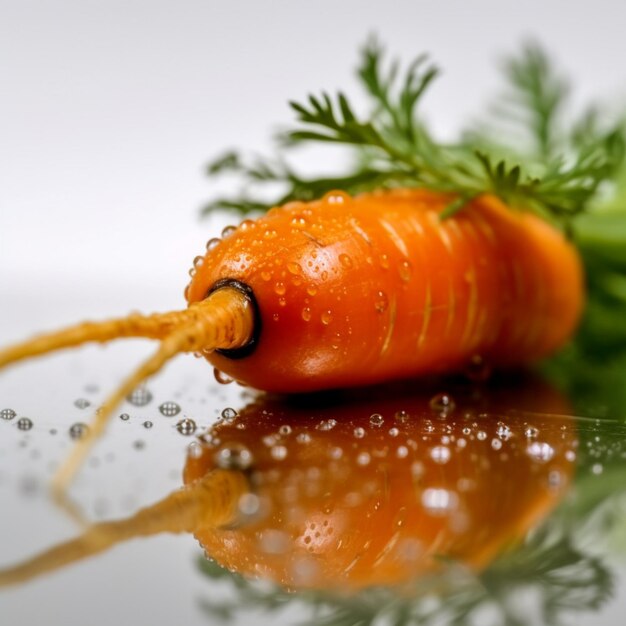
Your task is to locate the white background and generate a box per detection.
[1,2,626,625]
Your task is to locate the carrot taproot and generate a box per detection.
[0,377,576,589]
[0,187,583,488]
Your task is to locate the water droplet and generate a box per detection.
[421,488,458,514]
[176,418,197,436]
[524,426,539,439]
[430,446,451,464]
[127,387,153,406]
[463,355,492,382]
[379,254,390,270]
[215,443,253,470]
[238,493,260,516]
[221,407,238,422]
[274,281,286,295]
[296,432,311,444]
[17,417,33,431]
[477,431,487,441]
[317,418,337,431]
[491,438,502,450]
[133,440,145,450]
[565,450,576,462]
[119,413,130,421]
[369,413,384,427]
[301,307,312,322]
[321,310,333,325]
[389,427,399,437]
[159,401,181,417]
[193,256,204,268]
[74,398,91,409]
[496,422,512,441]
[307,285,318,296]
[394,410,409,423]
[279,425,292,436]
[396,446,409,458]
[1,408,16,421]
[353,427,366,439]
[187,441,203,459]
[398,260,412,282]
[329,446,343,459]
[287,262,301,275]
[323,190,349,204]
[374,291,388,313]
[592,463,603,475]
[271,445,288,460]
[526,442,554,463]
[339,254,353,269]
[429,393,455,417]
[356,452,371,466]
[205,237,221,251]
[143,420,153,429]
[69,423,89,439]
[221,225,237,238]
[239,219,255,230]
[213,368,234,385]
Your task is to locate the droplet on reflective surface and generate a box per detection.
[17,417,33,431]
[119,413,130,421]
[159,401,181,417]
[526,441,554,463]
[356,452,371,466]
[221,225,237,238]
[127,387,153,406]
[176,418,197,436]
[398,260,412,282]
[187,441,203,459]
[205,237,221,251]
[69,423,89,440]
[301,307,312,322]
[430,446,451,464]
[215,443,253,470]
[74,398,91,409]
[221,407,238,422]
[429,393,455,416]
[321,310,333,325]
[496,422,512,441]
[316,419,337,431]
[143,421,153,429]
[213,368,234,385]
[1,408,16,421]
[369,413,384,427]
[353,427,365,439]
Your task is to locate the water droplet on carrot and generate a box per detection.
[66,423,88,440]
[356,452,371,466]
[527,441,554,463]
[321,310,333,325]
[215,443,253,470]
[221,407,238,422]
[239,219,255,230]
[205,237,221,251]
[287,262,301,275]
[176,418,197,436]
[369,413,384,427]
[307,285,318,296]
[193,256,204,268]
[496,422,512,440]
[271,445,288,460]
[525,426,539,438]
[398,260,412,282]
[394,410,409,423]
[430,446,451,464]
[1,408,17,421]
[301,307,312,322]
[374,291,388,313]
[143,421,153,429]
[421,488,458,513]
[221,225,237,238]
[213,368,234,385]
[159,401,181,417]
[353,427,366,439]
[339,254,353,269]
[17,417,33,431]
[274,282,286,295]
[389,427,399,437]
[323,190,349,204]
[429,393,455,417]
[317,418,337,431]
[477,431,487,441]
[279,425,292,435]
[379,254,390,269]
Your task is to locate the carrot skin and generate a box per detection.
[186,189,584,393]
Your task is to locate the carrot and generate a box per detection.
[0,377,576,589]
[0,188,583,488]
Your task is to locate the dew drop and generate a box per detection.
[317,418,337,431]
[429,393,455,417]
[287,262,301,275]
[389,427,399,437]
[396,445,409,458]
[491,438,502,450]
[394,410,409,423]
[421,488,458,513]
[143,420,153,429]
[524,426,539,439]
[159,401,181,417]
[193,256,204,268]
[307,285,318,296]
[430,446,451,464]
[205,237,221,251]
[477,431,487,441]
[379,254,390,270]
[356,452,371,466]
[221,407,238,422]
[1,408,16,421]
[221,225,237,238]
[279,425,292,436]
[496,422,512,441]
[323,190,348,204]
[353,427,366,439]
[321,310,333,325]
[565,450,576,462]
[176,418,197,436]
[215,443,253,470]
[398,260,412,282]
[592,463,603,475]
[339,254,353,269]
[369,413,384,427]
[274,281,286,295]
[74,398,91,409]
[271,445,288,460]
[69,423,89,439]
[127,386,153,407]
[526,441,554,463]
[301,307,312,322]
[17,417,33,431]
[239,493,260,516]
[214,368,234,385]
[296,433,311,444]
[187,441,203,459]
[260,270,272,281]
[374,291,389,313]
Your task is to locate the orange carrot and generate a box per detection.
[0,188,583,487]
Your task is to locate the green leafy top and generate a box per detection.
[203,38,624,225]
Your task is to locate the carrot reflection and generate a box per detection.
[0,375,576,591]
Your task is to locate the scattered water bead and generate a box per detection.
[159,401,181,417]
[274,281,286,295]
[221,225,237,238]
[496,422,513,441]
[238,493,260,517]
[133,440,146,450]
[69,423,89,440]
[396,445,409,458]
[316,418,337,431]
[430,446,451,464]
[339,254,353,269]
[429,393,456,417]
[187,441,204,459]
[270,445,288,460]
[321,310,333,325]
[74,398,91,409]
[205,237,221,251]
[374,291,389,313]
[176,418,197,436]
[143,421,153,429]
[278,425,292,436]
[592,463,603,475]
[421,488,459,514]
[127,387,153,406]
[324,191,348,204]
[287,261,302,275]
[119,413,130,421]
[301,307,312,322]
[221,407,238,422]
[296,433,311,444]
[524,426,539,439]
[1,408,16,421]
[356,452,371,466]
[476,431,487,441]
[214,368,234,385]
[388,427,399,437]
[565,450,577,462]
[526,442,555,463]
[215,443,254,470]
[491,438,503,450]
[353,427,366,439]
[394,410,409,423]
[369,413,384,427]
[398,259,412,282]
[17,417,33,431]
